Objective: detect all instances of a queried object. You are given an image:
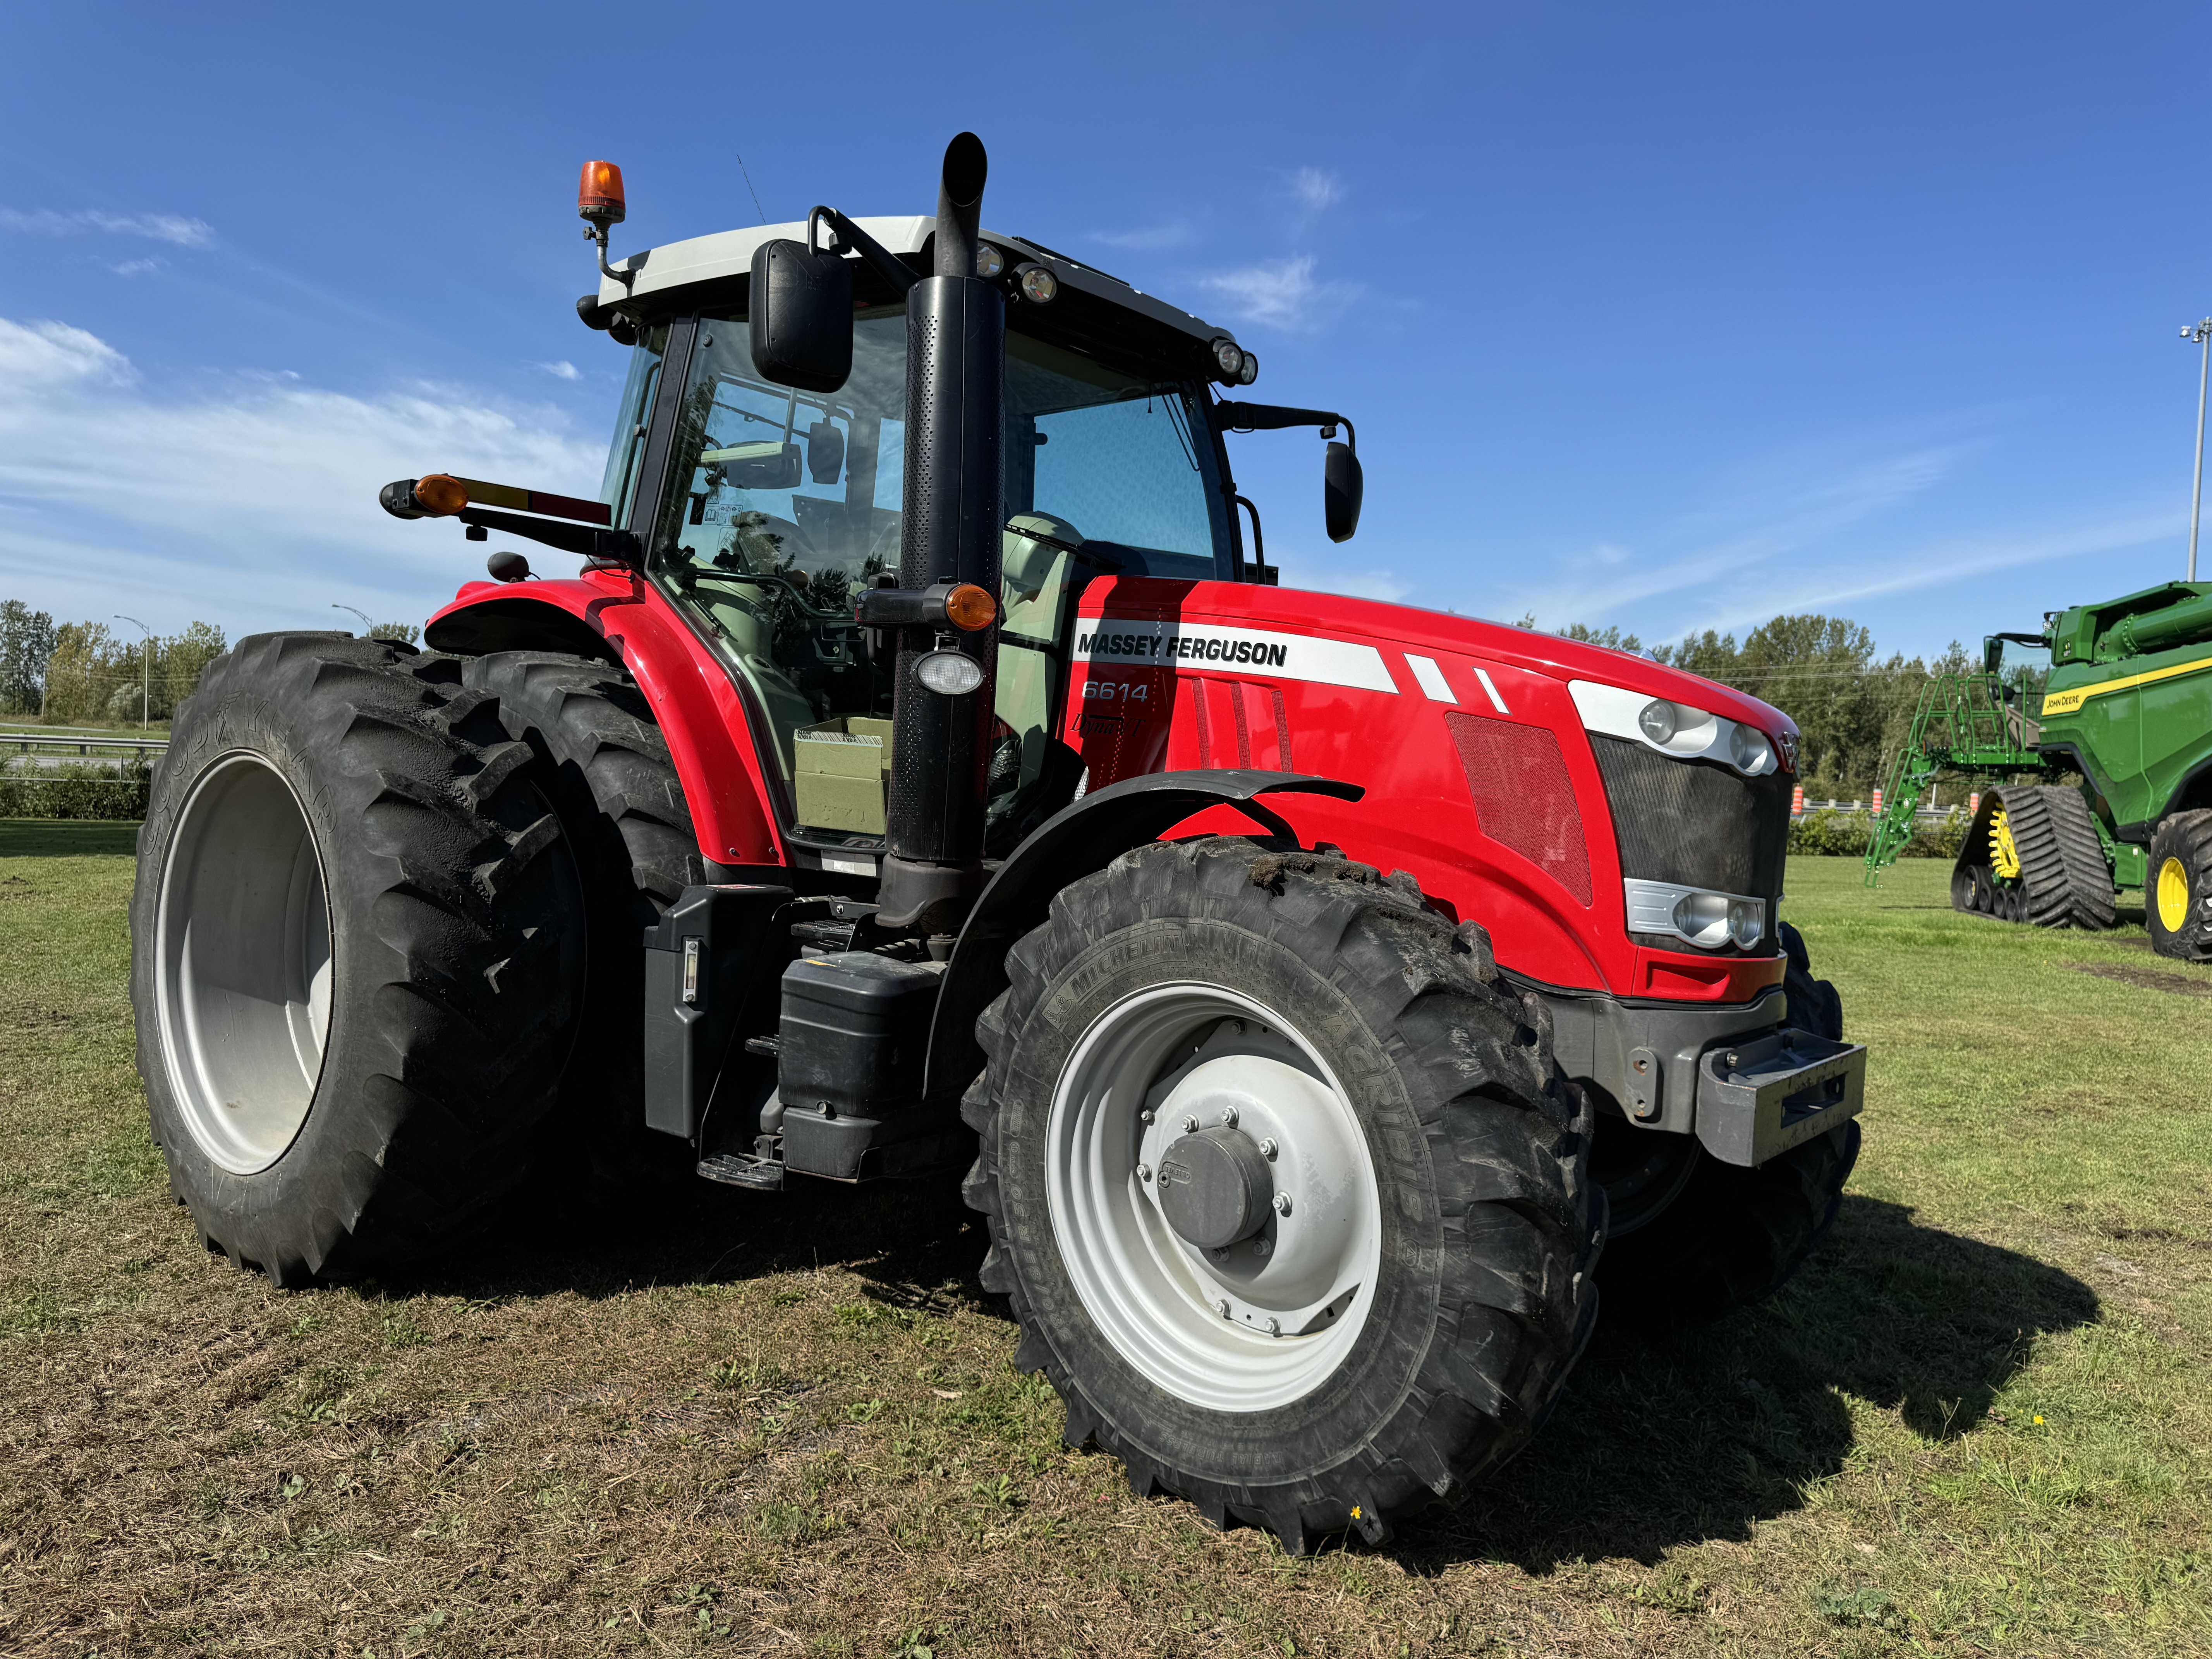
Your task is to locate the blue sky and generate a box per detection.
[2,3,2207,659]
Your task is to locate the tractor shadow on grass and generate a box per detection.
[388,1156,1002,1315]
[1403,1194,2099,1572]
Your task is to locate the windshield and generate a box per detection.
[636,307,1230,847]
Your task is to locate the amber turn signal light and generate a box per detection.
[944,583,998,631]
[578,160,626,226]
[413,474,469,516]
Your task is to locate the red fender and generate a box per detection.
[428,573,788,870]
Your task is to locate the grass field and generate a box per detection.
[1,824,2207,1657]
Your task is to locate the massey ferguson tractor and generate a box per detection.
[130,136,1866,1552]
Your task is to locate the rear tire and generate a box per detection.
[2147,809,2212,961]
[1594,920,1859,1329]
[961,839,1602,1553]
[460,651,708,1183]
[130,634,585,1283]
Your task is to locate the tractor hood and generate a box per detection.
[1092,577,1800,750]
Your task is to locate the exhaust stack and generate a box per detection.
[877,133,1005,933]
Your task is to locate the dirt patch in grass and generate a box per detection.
[2069,961,2212,996]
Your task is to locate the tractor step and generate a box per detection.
[696,1151,785,1191]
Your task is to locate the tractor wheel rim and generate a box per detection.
[1046,982,1381,1413]
[155,750,333,1175]
[2158,855,2191,934]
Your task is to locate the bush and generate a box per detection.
[0,759,149,821]
[1788,806,1967,860]
[1790,809,1872,857]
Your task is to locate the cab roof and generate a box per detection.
[593,216,1240,352]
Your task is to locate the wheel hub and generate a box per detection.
[1047,985,1381,1412]
[1156,1125,1274,1250]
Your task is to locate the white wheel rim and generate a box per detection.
[1046,983,1381,1412]
[155,750,333,1174]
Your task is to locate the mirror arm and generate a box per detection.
[455,506,641,568]
[810,207,918,297]
[1212,400,1356,453]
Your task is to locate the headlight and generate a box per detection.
[1018,263,1058,304]
[1671,891,1732,948]
[1212,338,1246,381]
[974,243,1006,278]
[1237,351,1259,386]
[1625,879,1767,952]
[1730,723,1771,773]
[1637,699,1678,744]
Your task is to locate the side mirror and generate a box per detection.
[806,418,845,484]
[1324,441,1363,543]
[1982,637,2004,676]
[749,239,852,393]
[708,441,803,491]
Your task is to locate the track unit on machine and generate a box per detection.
[133,136,1869,1551]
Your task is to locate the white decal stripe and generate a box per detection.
[1405,654,1455,703]
[1473,667,1510,714]
[1074,617,1399,693]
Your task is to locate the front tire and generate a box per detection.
[2147,809,2212,961]
[961,839,1601,1553]
[131,634,585,1283]
[1594,919,1859,1328]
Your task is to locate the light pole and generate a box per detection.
[2183,318,2212,582]
[332,603,374,635]
[115,615,151,731]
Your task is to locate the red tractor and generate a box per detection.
[131,136,1865,1552]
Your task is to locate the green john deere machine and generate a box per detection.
[1865,580,2212,960]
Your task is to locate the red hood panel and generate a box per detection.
[1089,577,1796,744]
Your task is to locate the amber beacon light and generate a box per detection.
[577,160,626,226]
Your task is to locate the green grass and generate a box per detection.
[0,829,2205,1657]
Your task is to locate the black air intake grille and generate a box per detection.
[1589,735,1791,906]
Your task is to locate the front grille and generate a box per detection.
[1588,735,1790,941]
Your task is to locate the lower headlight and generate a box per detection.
[1624,879,1767,952]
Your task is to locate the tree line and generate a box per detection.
[0,601,417,726]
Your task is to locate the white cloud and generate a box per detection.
[0,317,132,386]
[0,315,601,635]
[1271,547,1409,603]
[1092,222,1190,251]
[110,258,163,278]
[1289,168,1343,214]
[539,359,582,381]
[1199,255,1359,333]
[1506,438,1972,631]
[0,208,215,246]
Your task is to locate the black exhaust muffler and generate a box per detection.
[876,132,1004,933]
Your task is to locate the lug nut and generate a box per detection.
[1220,1106,1239,1127]
[1215,1299,1231,1317]
[1264,1317,1281,1336]
[1258,1138,1278,1159]
[1274,1194,1293,1216]
[1140,1108,1155,1125]
[1182,1115,1198,1133]
[1254,1238,1272,1257]
[1137,1164,1151,1183]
